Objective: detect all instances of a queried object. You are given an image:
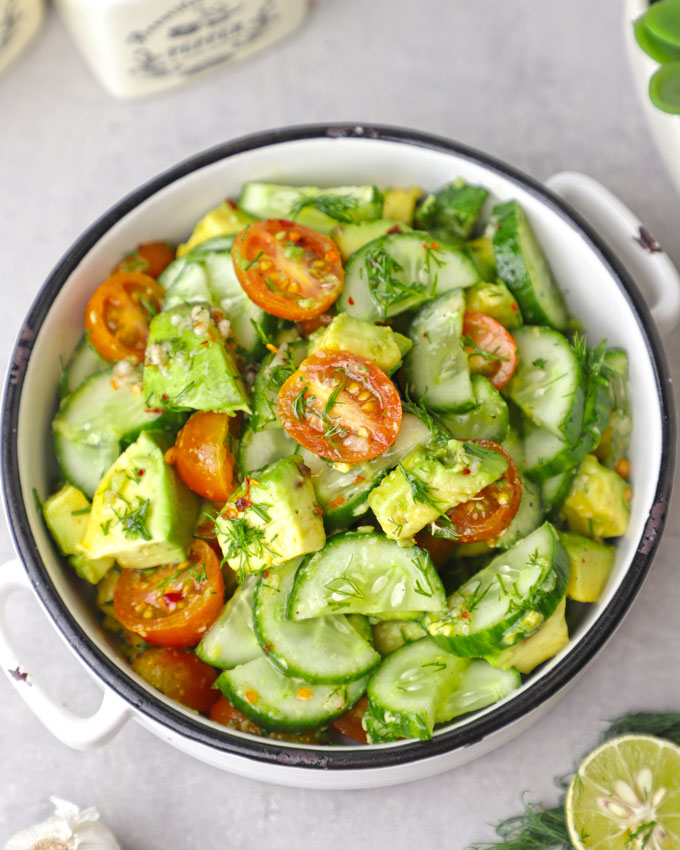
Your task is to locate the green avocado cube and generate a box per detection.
[215,455,325,576]
[465,280,522,329]
[486,598,569,674]
[368,440,508,540]
[559,530,616,602]
[308,312,411,372]
[143,305,249,415]
[79,431,200,569]
[560,454,631,539]
[42,484,114,584]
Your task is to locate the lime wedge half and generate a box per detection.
[566,735,680,850]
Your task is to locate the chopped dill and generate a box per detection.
[290,193,359,223]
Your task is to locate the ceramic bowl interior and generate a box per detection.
[3,126,672,768]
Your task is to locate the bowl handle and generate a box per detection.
[546,171,680,336]
[0,558,131,749]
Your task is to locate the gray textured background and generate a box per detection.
[1,1,679,847]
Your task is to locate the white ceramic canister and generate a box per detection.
[0,0,44,75]
[53,0,309,99]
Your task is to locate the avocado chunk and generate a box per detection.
[560,454,631,539]
[368,440,508,540]
[465,281,522,329]
[79,431,200,569]
[143,304,249,415]
[330,219,413,260]
[308,312,411,372]
[382,187,423,224]
[215,455,325,576]
[559,530,616,602]
[414,179,489,239]
[177,201,255,257]
[486,598,569,674]
[42,485,114,584]
[372,620,427,656]
[466,237,497,282]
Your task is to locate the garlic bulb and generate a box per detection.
[4,797,120,850]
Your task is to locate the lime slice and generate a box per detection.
[566,734,680,850]
[649,62,680,113]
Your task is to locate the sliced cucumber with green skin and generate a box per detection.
[424,522,569,657]
[53,369,183,498]
[160,246,274,358]
[330,219,413,261]
[363,637,470,742]
[300,413,431,528]
[254,559,380,684]
[338,232,480,322]
[404,289,475,413]
[185,235,236,255]
[541,467,578,515]
[437,375,509,442]
[238,182,383,233]
[217,658,368,732]
[58,335,109,399]
[249,341,307,433]
[237,426,298,475]
[413,180,489,239]
[196,579,260,669]
[436,659,521,723]
[596,349,632,471]
[506,326,584,443]
[287,530,446,620]
[523,369,611,482]
[492,200,568,330]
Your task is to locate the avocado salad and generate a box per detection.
[41,178,633,744]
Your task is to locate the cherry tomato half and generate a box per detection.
[445,440,522,543]
[84,270,164,364]
[232,219,344,321]
[132,647,218,713]
[113,539,225,647]
[210,696,263,734]
[331,695,369,743]
[463,312,518,390]
[278,351,402,463]
[172,411,235,502]
[114,241,175,279]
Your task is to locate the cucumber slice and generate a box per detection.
[372,619,427,656]
[287,530,446,620]
[437,375,509,442]
[58,335,109,399]
[523,367,611,482]
[506,326,584,443]
[160,256,215,309]
[492,200,568,330]
[542,466,578,515]
[254,559,380,684]
[414,179,489,239]
[436,659,520,723]
[339,232,480,322]
[404,289,475,413]
[236,426,298,475]
[196,579,260,669]
[217,658,368,732]
[249,341,307,433]
[424,522,569,657]
[300,413,431,528]
[596,349,632,472]
[330,219,412,261]
[493,474,543,550]
[363,637,470,742]
[53,369,182,498]
[238,182,383,233]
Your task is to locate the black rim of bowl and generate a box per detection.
[2,123,675,771]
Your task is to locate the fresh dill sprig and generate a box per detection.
[401,389,449,445]
[603,712,680,746]
[219,516,277,579]
[115,497,152,541]
[398,463,446,513]
[290,193,359,223]
[152,560,208,597]
[250,318,277,350]
[292,386,311,421]
[363,245,429,317]
[464,335,509,363]
[572,334,615,387]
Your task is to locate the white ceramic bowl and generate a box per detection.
[625,0,680,194]
[1,125,677,789]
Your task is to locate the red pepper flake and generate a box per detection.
[353,475,366,485]
[313,505,323,517]
[430,241,440,249]
[462,468,471,475]
[161,393,169,400]
[348,296,355,306]
[386,225,402,235]
[329,495,346,509]
[162,591,184,608]
[262,571,269,578]
[145,408,164,414]
[262,643,272,653]
[245,690,259,704]
[511,302,519,311]
[226,198,238,209]
[460,610,469,619]
[222,505,238,519]
[137,468,145,477]
[234,497,252,512]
